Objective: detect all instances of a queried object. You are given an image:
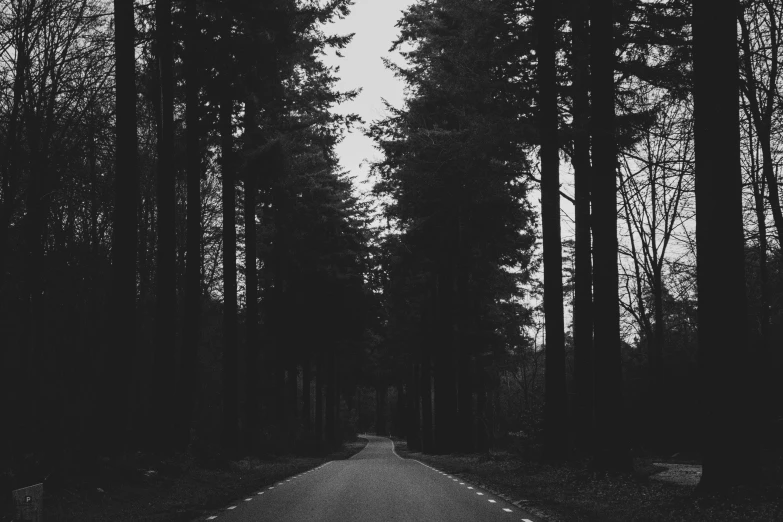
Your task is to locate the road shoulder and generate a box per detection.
[391,439,778,522]
[29,439,368,522]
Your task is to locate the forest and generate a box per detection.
[0,0,781,518]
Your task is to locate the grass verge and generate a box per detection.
[1,439,367,522]
[392,439,781,522]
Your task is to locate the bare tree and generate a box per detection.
[618,94,695,381]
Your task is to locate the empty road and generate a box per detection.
[197,435,540,522]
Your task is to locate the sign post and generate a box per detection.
[12,483,43,522]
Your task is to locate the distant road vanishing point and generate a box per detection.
[197,435,540,522]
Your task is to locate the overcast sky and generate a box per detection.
[322,0,415,193]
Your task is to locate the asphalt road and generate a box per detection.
[197,435,540,522]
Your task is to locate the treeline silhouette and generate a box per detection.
[0,0,375,481]
[368,0,781,492]
[0,0,780,499]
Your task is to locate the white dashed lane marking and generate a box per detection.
[203,463,339,521]
[405,444,530,519]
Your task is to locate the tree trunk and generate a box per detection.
[476,365,489,453]
[22,111,47,457]
[315,352,323,442]
[153,0,177,455]
[407,362,421,451]
[752,180,770,348]
[325,350,336,447]
[303,356,311,432]
[537,0,568,461]
[434,264,458,454]
[287,358,299,430]
[180,0,201,451]
[652,264,665,379]
[243,98,259,454]
[693,0,760,490]
[275,362,286,423]
[375,380,387,436]
[107,0,139,457]
[569,0,594,455]
[395,380,405,438]
[219,36,238,455]
[589,0,632,472]
[420,341,434,454]
[89,112,99,253]
[457,350,473,452]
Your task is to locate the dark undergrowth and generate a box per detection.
[392,439,783,522]
[0,438,368,522]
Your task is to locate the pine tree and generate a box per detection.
[537,0,568,461]
[589,0,632,472]
[180,0,202,451]
[153,0,177,454]
[219,11,239,454]
[108,0,139,456]
[568,0,595,454]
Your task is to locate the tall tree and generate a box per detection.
[568,0,595,453]
[243,96,260,454]
[692,0,761,490]
[180,0,202,450]
[536,0,568,461]
[588,0,632,471]
[219,15,239,455]
[107,0,139,456]
[153,0,177,454]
